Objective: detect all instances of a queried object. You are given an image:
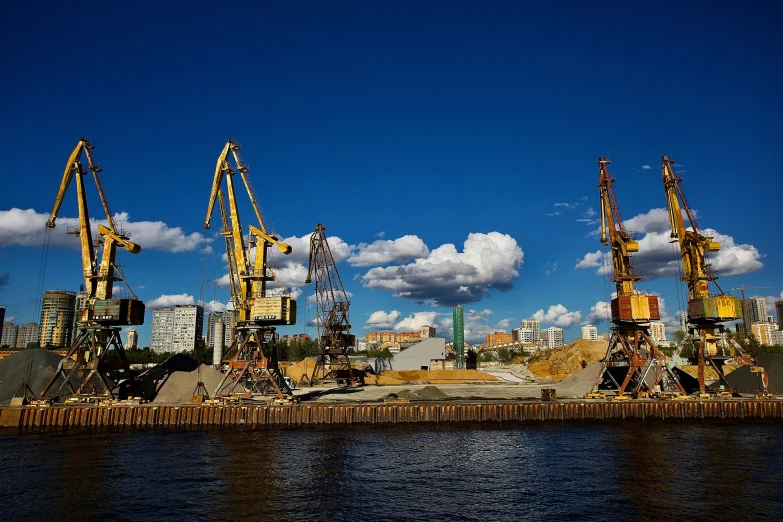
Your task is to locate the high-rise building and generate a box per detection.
[72,291,89,331]
[776,300,783,330]
[172,305,204,352]
[649,321,666,343]
[206,311,236,349]
[453,305,465,369]
[543,327,564,349]
[150,308,175,352]
[39,290,77,348]
[2,322,17,348]
[420,325,436,338]
[16,323,39,348]
[751,322,775,346]
[771,330,783,346]
[521,318,541,341]
[742,297,767,331]
[0,306,5,342]
[486,331,514,347]
[581,325,598,341]
[126,329,139,350]
[513,327,536,343]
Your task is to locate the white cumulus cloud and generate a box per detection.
[364,310,402,330]
[533,304,582,328]
[578,208,763,280]
[583,301,612,324]
[360,232,524,306]
[147,293,196,308]
[0,208,208,253]
[348,235,429,267]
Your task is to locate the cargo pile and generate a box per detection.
[366,369,498,385]
[0,349,64,404]
[527,339,609,380]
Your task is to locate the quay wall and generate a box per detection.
[1,400,782,430]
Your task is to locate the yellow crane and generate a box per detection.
[203,139,296,399]
[662,156,760,394]
[591,158,683,396]
[41,138,145,400]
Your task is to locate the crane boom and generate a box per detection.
[597,158,659,324]
[203,139,295,326]
[662,156,740,321]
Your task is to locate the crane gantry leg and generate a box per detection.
[40,326,132,401]
[213,326,292,400]
[592,326,685,397]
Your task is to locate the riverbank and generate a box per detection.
[2,398,782,430]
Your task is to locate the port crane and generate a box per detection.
[662,156,764,394]
[203,139,296,399]
[305,224,362,386]
[41,138,145,400]
[591,158,684,396]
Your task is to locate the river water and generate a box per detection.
[1,421,781,521]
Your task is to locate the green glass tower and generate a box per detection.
[453,304,465,370]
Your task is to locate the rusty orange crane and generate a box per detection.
[591,158,684,396]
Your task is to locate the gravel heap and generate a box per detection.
[0,349,64,404]
[553,362,602,398]
[383,385,449,401]
[720,354,783,394]
[153,363,231,404]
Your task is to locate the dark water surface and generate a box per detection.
[1,421,782,521]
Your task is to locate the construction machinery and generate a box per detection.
[591,158,684,396]
[41,138,144,400]
[305,223,362,386]
[662,156,763,393]
[203,139,296,399]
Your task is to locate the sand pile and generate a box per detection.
[677,365,735,383]
[153,364,231,404]
[366,369,497,385]
[282,358,317,385]
[528,339,608,380]
[0,349,64,404]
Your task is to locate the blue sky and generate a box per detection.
[1,2,781,346]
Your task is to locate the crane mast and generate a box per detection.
[41,138,145,401]
[306,224,362,386]
[661,156,759,394]
[204,139,296,399]
[591,158,683,396]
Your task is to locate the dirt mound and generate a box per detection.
[282,358,317,385]
[0,349,64,405]
[366,369,497,385]
[528,340,608,379]
[153,364,231,404]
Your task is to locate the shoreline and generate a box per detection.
[2,398,782,431]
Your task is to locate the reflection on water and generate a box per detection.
[1,422,782,521]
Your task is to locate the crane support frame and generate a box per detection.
[306,224,363,386]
